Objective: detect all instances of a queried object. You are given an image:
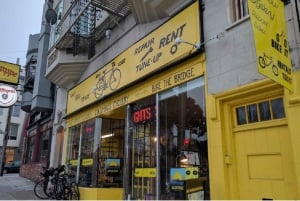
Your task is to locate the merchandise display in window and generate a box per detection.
[66,118,125,188]
[127,77,209,200]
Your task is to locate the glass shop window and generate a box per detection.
[66,119,96,187]
[79,120,95,186]
[129,77,209,200]
[39,131,50,162]
[98,119,125,187]
[66,118,125,187]
[159,77,208,200]
[25,136,35,163]
[66,124,81,183]
[130,96,157,200]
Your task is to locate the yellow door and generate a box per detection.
[234,124,297,199]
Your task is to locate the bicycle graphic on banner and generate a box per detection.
[258,53,279,77]
[93,61,122,99]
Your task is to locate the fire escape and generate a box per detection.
[55,0,131,59]
[46,0,191,88]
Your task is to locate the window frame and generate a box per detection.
[8,123,19,140]
[230,0,249,24]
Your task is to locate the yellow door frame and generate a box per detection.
[206,78,297,199]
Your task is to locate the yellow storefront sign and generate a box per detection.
[82,158,93,166]
[248,0,293,91]
[0,61,20,85]
[69,159,79,166]
[66,54,205,127]
[67,1,201,114]
[134,168,156,178]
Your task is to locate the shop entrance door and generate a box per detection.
[232,98,297,199]
[234,125,297,199]
[131,121,157,200]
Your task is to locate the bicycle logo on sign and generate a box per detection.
[258,53,279,77]
[93,61,122,99]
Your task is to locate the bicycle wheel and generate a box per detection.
[258,56,266,68]
[64,182,80,200]
[70,182,80,200]
[94,78,105,98]
[272,65,279,76]
[53,180,65,200]
[33,179,51,199]
[109,69,121,90]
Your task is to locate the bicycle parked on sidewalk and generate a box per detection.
[33,165,80,200]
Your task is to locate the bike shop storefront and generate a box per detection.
[64,2,207,199]
[65,54,209,200]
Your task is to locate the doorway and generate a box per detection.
[228,95,297,199]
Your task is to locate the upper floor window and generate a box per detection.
[230,0,249,23]
[12,105,21,117]
[9,123,19,140]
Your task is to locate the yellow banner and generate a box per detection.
[67,1,200,114]
[0,61,20,85]
[248,0,293,91]
[66,55,205,127]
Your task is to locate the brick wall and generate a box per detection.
[19,162,47,182]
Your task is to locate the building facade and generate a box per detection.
[0,67,26,164]
[204,0,300,199]
[19,4,55,181]
[43,0,300,200]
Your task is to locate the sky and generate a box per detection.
[0,1,44,67]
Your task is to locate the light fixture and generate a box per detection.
[180,152,188,162]
[101,133,114,138]
[175,32,224,50]
[175,38,201,50]
[176,152,188,167]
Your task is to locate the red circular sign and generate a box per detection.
[0,85,18,107]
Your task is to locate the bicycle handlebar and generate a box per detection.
[40,165,65,178]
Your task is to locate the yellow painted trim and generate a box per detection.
[79,187,124,200]
[206,79,289,199]
[213,78,283,103]
[284,70,300,198]
[66,54,205,127]
[288,70,300,104]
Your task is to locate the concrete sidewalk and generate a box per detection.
[0,173,40,200]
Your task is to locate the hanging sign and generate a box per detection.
[0,61,20,85]
[0,85,18,107]
[248,0,293,91]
